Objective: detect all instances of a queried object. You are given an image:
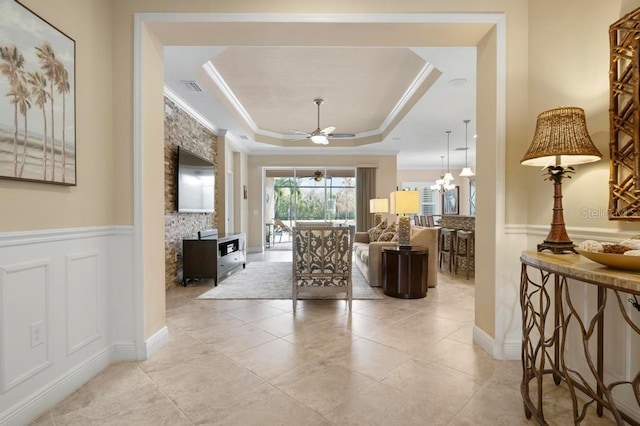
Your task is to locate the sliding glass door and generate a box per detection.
[265,168,356,229]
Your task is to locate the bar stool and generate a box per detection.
[438,228,456,272]
[454,230,475,279]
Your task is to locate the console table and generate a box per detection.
[520,251,640,425]
[182,231,246,286]
[382,246,428,299]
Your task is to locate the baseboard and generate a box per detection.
[145,326,169,359]
[472,325,494,356]
[499,339,521,360]
[0,347,116,426]
[110,342,139,361]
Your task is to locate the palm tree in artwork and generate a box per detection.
[35,42,58,181]
[0,45,25,177]
[9,78,32,177]
[26,71,50,180]
[54,60,70,182]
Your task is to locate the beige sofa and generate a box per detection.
[353,226,438,288]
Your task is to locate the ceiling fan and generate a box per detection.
[306,170,333,182]
[312,170,324,182]
[288,99,356,145]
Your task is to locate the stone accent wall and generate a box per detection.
[440,215,475,231]
[164,98,218,288]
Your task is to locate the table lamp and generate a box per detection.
[369,198,389,226]
[521,107,602,254]
[390,190,420,249]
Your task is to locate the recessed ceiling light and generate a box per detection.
[448,78,468,86]
[392,137,402,141]
[239,135,249,140]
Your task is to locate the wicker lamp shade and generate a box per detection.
[521,107,602,167]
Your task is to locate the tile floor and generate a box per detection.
[31,250,615,425]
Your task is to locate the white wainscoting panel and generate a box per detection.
[0,259,52,392]
[0,226,137,426]
[65,251,101,356]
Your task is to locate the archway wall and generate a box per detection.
[115,2,538,351]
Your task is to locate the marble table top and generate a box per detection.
[520,251,640,294]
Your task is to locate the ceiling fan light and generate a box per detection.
[310,134,329,145]
[459,167,475,177]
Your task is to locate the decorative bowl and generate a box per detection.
[577,249,640,271]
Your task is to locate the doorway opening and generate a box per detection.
[264,167,356,251]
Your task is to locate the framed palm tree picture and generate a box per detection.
[0,0,75,185]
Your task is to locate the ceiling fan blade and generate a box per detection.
[287,136,309,142]
[328,133,356,138]
[320,126,336,135]
[287,129,311,136]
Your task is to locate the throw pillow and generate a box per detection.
[378,231,396,242]
[377,222,397,242]
[367,219,388,242]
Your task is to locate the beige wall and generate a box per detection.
[526,0,640,233]
[475,26,499,339]
[140,24,167,338]
[1,0,115,231]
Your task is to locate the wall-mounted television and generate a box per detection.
[176,147,215,213]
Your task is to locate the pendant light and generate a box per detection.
[459,119,475,177]
[430,156,455,193]
[443,131,455,182]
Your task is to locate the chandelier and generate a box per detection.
[430,131,455,193]
[430,156,455,193]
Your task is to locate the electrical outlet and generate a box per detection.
[175,253,181,261]
[30,321,45,348]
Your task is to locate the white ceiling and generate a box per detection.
[163,24,480,171]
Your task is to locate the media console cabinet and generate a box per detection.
[182,230,246,286]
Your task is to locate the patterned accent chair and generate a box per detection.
[291,225,355,311]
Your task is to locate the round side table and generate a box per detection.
[382,246,428,299]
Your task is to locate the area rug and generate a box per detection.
[197,261,383,300]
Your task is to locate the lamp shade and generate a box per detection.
[459,167,475,177]
[521,107,602,167]
[390,190,420,214]
[369,198,389,213]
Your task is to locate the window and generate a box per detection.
[267,168,356,226]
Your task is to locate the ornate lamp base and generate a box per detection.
[537,241,577,254]
[537,166,578,255]
[374,213,382,226]
[397,216,411,249]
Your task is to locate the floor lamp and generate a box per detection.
[521,107,602,254]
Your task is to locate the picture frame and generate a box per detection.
[442,185,459,215]
[0,0,76,185]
